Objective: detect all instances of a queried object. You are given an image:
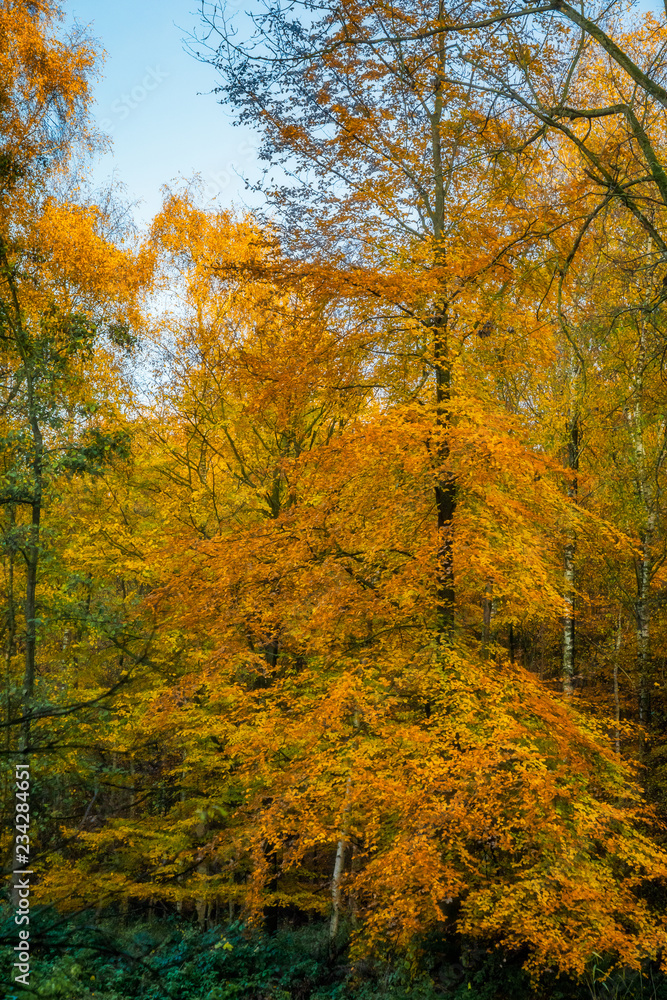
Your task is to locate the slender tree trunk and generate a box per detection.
[432,300,456,636]
[329,774,352,954]
[562,409,579,695]
[614,611,622,756]
[195,818,210,929]
[630,392,660,728]
[482,583,492,654]
[21,540,38,751]
[196,859,209,929]
[263,842,280,935]
[5,506,16,904]
[562,538,575,694]
[5,295,45,756]
[329,833,346,948]
[636,523,653,726]
[20,423,42,754]
[430,8,456,637]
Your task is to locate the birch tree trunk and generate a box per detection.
[9,290,45,756]
[329,774,353,954]
[562,408,579,695]
[636,518,654,727]
[482,584,492,646]
[195,820,209,929]
[628,365,665,727]
[21,481,41,753]
[614,611,622,756]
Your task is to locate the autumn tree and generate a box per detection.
[0,4,152,937]
[198,0,573,636]
[30,183,667,986]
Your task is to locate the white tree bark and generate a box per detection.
[562,536,576,696]
[629,373,664,725]
[614,611,622,756]
[562,402,579,696]
[329,774,352,952]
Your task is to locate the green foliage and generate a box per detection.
[2,912,667,1000]
[105,322,137,353]
[0,149,25,187]
[39,308,97,363]
[59,428,132,477]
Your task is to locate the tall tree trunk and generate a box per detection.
[562,538,575,695]
[263,843,280,935]
[562,409,579,695]
[482,583,492,654]
[434,313,456,634]
[196,859,209,929]
[614,610,622,756]
[329,833,346,949]
[195,818,210,929]
[630,390,661,728]
[329,774,352,954]
[430,5,456,637]
[20,420,42,754]
[636,520,654,726]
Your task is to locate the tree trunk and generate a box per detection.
[433,313,456,634]
[630,391,660,728]
[482,583,492,654]
[263,838,280,935]
[195,819,209,929]
[614,611,622,756]
[20,450,41,754]
[196,861,209,929]
[329,774,352,954]
[636,523,653,726]
[430,10,456,638]
[562,409,579,695]
[329,832,346,948]
[562,537,575,695]
[21,552,38,751]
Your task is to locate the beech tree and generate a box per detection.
[196,0,572,635]
[196,0,667,673]
[32,187,667,984]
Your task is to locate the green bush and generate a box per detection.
[2,908,667,1000]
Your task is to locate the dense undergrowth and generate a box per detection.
[2,909,666,1000]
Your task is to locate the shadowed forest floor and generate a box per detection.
[3,911,666,1000]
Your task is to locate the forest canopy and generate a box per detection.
[4,0,667,998]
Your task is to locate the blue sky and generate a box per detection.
[66,0,662,228]
[67,0,261,225]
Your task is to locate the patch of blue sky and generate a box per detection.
[67,0,263,226]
